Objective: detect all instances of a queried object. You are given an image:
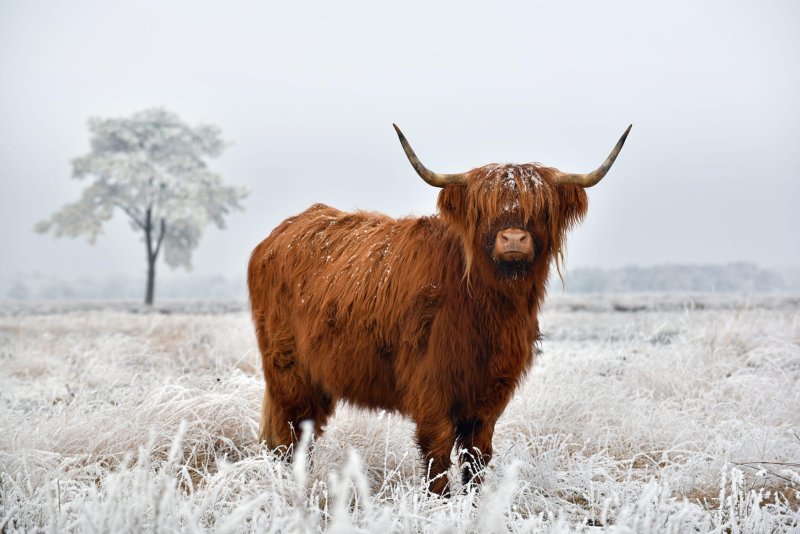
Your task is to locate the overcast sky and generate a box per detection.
[1,0,798,284]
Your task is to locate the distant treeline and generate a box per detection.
[554,262,800,293]
[3,262,799,301]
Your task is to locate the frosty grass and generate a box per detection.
[1,294,798,532]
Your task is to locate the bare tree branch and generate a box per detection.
[153,218,166,260]
[113,201,145,230]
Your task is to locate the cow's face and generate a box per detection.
[393,123,631,282]
[437,165,588,281]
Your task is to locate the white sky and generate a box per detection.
[1,0,798,282]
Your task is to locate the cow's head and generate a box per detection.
[394,124,631,284]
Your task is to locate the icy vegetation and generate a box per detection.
[1,294,798,532]
[34,108,247,271]
[32,108,248,306]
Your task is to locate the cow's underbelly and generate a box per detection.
[298,329,402,412]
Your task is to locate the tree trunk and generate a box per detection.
[145,253,156,306]
[142,207,165,306]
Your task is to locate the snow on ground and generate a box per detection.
[1,294,798,532]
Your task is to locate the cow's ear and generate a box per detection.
[437,185,467,224]
[555,183,589,230]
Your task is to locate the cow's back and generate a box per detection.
[248,203,454,410]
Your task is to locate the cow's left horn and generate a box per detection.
[551,124,632,187]
[393,124,469,187]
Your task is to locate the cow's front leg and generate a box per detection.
[456,417,495,489]
[415,417,455,496]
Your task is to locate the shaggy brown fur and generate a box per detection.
[248,163,588,495]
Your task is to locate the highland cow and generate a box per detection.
[247,124,631,495]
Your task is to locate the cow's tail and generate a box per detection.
[259,387,274,447]
[248,238,274,448]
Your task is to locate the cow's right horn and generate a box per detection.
[393,124,469,188]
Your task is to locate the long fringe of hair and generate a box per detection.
[438,164,588,287]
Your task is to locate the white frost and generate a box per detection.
[1,294,798,532]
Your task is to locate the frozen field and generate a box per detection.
[1,294,798,532]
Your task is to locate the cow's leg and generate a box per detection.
[258,329,335,455]
[415,417,456,496]
[456,417,495,490]
[264,376,335,458]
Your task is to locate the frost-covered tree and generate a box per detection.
[35,108,248,305]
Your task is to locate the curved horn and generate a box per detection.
[393,124,469,187]
[552,124,632,187]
